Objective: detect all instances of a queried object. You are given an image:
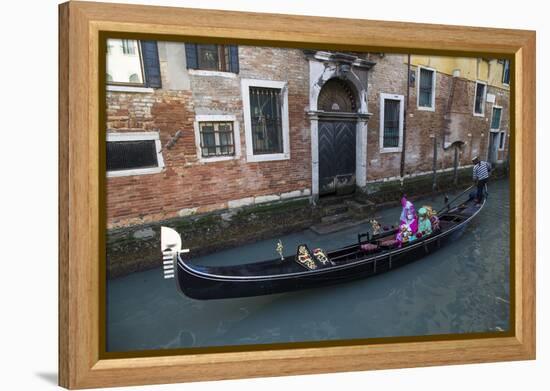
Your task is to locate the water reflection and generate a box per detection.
[106,180,510,352]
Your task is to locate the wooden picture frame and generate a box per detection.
[59,1,536,388]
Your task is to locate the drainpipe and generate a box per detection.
[400,54,411,179]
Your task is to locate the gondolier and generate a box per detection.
[472,156,491,205]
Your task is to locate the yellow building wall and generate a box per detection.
[410,55,509,90]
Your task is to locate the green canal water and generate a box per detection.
[106,179,510,352]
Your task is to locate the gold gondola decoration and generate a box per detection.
[296,245,317,270]
[369,219,382,235]
[276,240,284,261]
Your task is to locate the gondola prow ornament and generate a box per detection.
[161,227,189,279]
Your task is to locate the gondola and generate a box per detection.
[161,188,485,300]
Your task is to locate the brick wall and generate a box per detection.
[366,54,510,181]
[106,45,311,228]
[106,47,510,229]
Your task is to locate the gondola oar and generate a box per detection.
[438,184,475,215]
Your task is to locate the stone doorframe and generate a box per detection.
[305,51,375,203]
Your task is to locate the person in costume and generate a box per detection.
[399,194,418,233]
[395,223,415,248]
[417,207,432,237]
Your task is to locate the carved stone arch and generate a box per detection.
[317,78,358,113]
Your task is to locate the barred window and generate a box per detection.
[418,67,435,109]
[380,93,404,152]
[383,99,401,148]
[249,87,283,155]
[474,82,486,115]
[199,122,235,158]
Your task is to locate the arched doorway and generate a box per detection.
[317,78,359,196]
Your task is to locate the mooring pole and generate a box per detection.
[432,135,437,192]
[453,144,459,187]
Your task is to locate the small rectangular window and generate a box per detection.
[199,122,235,158]
[474,82,486,115]
[418,67,435,109]
[499,131,506,150]
[106,39,144,85]
[249,87,283,155]
[197,44,230,72]
[107,140,157,171]
[490,107,502,130]
[106,133,164,177]
[502,60,510,84]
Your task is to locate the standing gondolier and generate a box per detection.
[472,156,491,205]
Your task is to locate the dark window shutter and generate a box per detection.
[141,41,162,88]
[228,45,239,73]
[185,43,198,69]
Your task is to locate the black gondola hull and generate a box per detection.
[174,207,474,300]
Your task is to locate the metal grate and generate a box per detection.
[250,87,283,154]
[383,99,400,148]
[106,140,158,171]
[199,122,235,157]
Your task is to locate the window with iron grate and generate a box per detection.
[380,93,404,153]
[249,87,283,155]
[383,99,401,148]
[199,122,235,157]
[418,67,435,109]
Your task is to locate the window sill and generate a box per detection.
[188,69,237,78]
[107,85,155,93]
[417,106,435,112]
[246,153,290,163]
[380,147,402,154]
[107,167,163,178]
[198,155,239,163]
[473,112,485,117]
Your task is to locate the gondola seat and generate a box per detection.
[379,239,398,248]
[360,243,379,253]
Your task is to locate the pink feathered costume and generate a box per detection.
[399,196,418,233]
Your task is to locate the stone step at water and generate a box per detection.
[321,212,352,225]
[345,199,375,215]
[321,203,349,217]
[318,194,355,206]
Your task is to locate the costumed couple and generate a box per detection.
[395,195,433,248]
